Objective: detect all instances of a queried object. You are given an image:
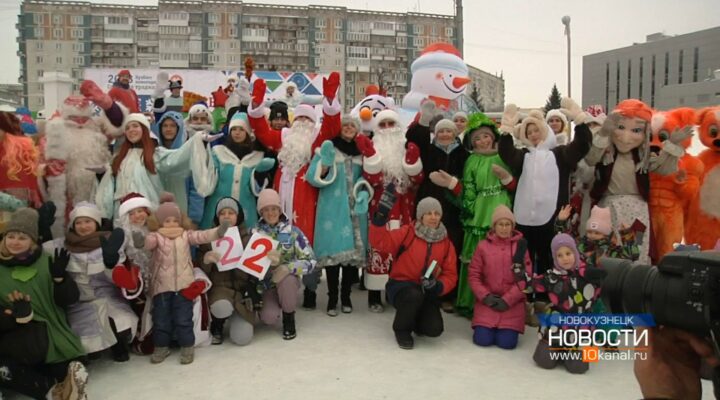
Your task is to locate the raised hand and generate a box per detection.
[217,220,231,237]
[418,99,438,127]
[404,143,420,165]
[251,79,267,107]
[491,164,512,183]
[560,97,586,124]
[500,104,520,134]
[557,205,573,222]
[49,248,70,281]
[322,72,341,102]
[100,228,125,268]
[80,80,112,109]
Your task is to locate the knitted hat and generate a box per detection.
[416,197,443,220]
[124,113,151,132]
[215,197,241,219]
[256,189,282,213]
[434,119,457,135]
[452,111,468,122]
[341,115,360,131]
[586,206,612,236]
[545,109,568,133]
[69,201,102,226]
[491,204,515,227]
[118,69,131,77]
[118,192,153,218]
[293,104,316,124]
[229,112,250,132]
[169,80,183,90]
[517,110,549,147]
[374,110,401,131]
[551,233,581,270]
[269,101,289,121]
[3,208,39,242]
[155,192,181,224]
[188,102,210,117]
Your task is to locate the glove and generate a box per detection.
[132,231,145,249]
[320,140,336,167]
[267,249,281,266]
[49,248,70,280]
[203,251,221,265]
[251,79,267,107]
[153,71,169,99]
[255,158,275,173]
[353,191,370,215]
[322,72,341,102]
[0,193,25,211]
[371,183,397,227]
[355,134,376,157]
[483,294,499,307]
[418,100,438,127]
[80,80,113,110]
[500,104,520,134]
[180,280,207,301]
[217,220,231,237]
[6,292,33,324]
[428,170,457,190]
[100,228,125,269]
[421,277,443,296]
[237,79,251,106]
[491,297,510,312]
[37,201,57,243]
[491,164,512,185]
[404,143,420,165]
[560,97,587,125]
[112,264,140,291]
[597,112,621,139]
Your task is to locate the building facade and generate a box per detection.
[582,26,720,111]
[17,0,496,113]
[466,65,504,112]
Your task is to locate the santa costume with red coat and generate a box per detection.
[246,73,342,244]
[108,69,140,113]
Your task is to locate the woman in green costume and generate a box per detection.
[0,207,88,399]
[454,114,516,317]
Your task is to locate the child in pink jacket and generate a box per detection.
[468,205,531,349]
[132,193,229,365]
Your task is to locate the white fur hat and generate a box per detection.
[188,102,210,117]
[124,113,151,132]
[516,110,549,147]
[545,109,569,132]
[374,109,401,131]
[293,104,316,124]
[70,201,103,226]
[118,192,153,218]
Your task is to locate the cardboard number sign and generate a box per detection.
[211,227,244,272]
[237,232,278,279]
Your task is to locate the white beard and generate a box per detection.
[186,123,212,137]
[278,120,315,177]
[65,122,112,204]
[373,126,410,191]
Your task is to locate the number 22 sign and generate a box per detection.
[237,233,278,280]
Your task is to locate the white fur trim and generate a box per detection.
[247,101,266,119]
[364,272,388,291]
[313,158,337,186]
[363,153,382,175]
[118,197,153,217]
[193,266,212,293]
[123,113,151,132]
[69,203,103,225]
[402,158,422,177]
[121,276,144,300]
[352,179,375,201]
[447,176,459,190]
[46,174,67,239]
[374,110,400,131]
[322,97,341,116]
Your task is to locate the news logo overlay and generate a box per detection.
[539,314,655,363]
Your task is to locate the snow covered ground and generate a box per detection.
[5,278,715,399]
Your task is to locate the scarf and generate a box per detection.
[414,221,447,243]
[331,136,361,157]
[158,227,185,239]
[2,247,43,282]
[64,231,106,253]
[433,140,460,155]
[224,136,254,160]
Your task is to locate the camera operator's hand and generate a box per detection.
[634,326,719,400]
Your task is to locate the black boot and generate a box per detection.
[326,265,339,316]
[302,288,317,310]
[110,329,131,362]
[210,317,226,345]
[282,312,297,340]
[340,266,353,313]
[394,331,414,350]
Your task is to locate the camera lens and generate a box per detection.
[600,258,657,315]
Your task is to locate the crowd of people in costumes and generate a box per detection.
[0,60,719,399]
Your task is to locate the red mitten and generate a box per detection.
[251,79,267,107]
[180,280,207,301]
[80,80,112,110]
[355,134,376,157]
[112,265,140,291]
[323,72,341,102]
[405,143,420,164]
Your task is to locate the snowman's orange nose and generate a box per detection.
[359,108,373,121]
[452,76,471,88]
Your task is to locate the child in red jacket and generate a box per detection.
[468,205,531,349]
[369,197,457,350]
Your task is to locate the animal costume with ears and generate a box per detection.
[246,73,342,246]
[350,92,396,134]
[648,108,704,261]
[42,81,127,237]
[585,99,687,264]
[685,106,720,250]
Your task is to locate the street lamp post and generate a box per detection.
[562,15,571,98]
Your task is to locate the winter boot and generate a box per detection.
[394,331,414,350]
[327,284,339,317]
[525,302,539,327]
[180,347,194,365]
[341,295,353,314]
[110,329,131,362]
[302,288,316,310]
[210,317,226,345]
[150,347,171,364]
[282,311,297,340]
[49,361,88,400]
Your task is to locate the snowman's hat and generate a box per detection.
[411,43,466,74]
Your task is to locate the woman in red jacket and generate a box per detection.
[369,197,457,350]
[468,205,531,349]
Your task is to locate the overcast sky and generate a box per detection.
[1,0,717,107]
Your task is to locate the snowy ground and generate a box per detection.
[5,278,716,399]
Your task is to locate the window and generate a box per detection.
[74,56,84,65]
[208,27,219,37]
[229,13,238,24]
[396,35,406,47]
[346,46,368,59]
[229,27,237,37]
[335,19,343,29]
[396,23,406,32]
[37,69,44,78]
[678,50,684,84]
[445,27,453,37]
[71,15,84,25]
[228,55,236,63]
[209,54,220,63]
[315,31,326,41]
[627,59,632,98]
[208,40,218,50]
[36,56,43,63]
[208,13,219,23]
[36,42,43,50]
[413,37,425,47]
[373,22,394,31]
[664,52,669,85]
[334,31,343,42]
[71,28,84,39]
[413,25,423,34]
[316,18,326,28]
[431,25,437,35]
[335,59,342,67]
[651,55,656,107]
[55,43,62,50]
[34,27,43,38]
[56,56,62,64]
[53,28,63,39]
[693,47,699,83]
[639,57,643,100]
[229,41,239,50]
[33,14,44,24]
[314,57,323,66]
[53,15,62,25]
[336,46,341,53]
[107,16,129,25]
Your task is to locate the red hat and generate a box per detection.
[118,69,132,77]
[118,192,153,217]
